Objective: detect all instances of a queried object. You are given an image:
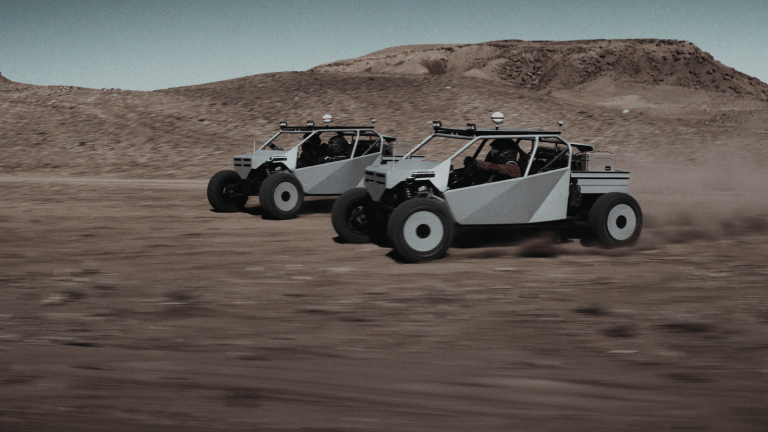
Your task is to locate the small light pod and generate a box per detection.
[307,120,314,127]
[432,121,442,128]
[323,114,332,125]
[466,123,476,130]
[492,112,504,129]
[280,121,288,128]
[557,120,564,132]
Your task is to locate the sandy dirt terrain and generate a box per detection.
[1,39,768,431]
[0,171,767,431]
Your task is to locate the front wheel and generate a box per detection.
[588,193,642,248]
[387,198,454,263]
[259,172,304,220]
[207,170,248,212]
[332,188,377,243]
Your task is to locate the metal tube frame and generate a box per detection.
[401,133,573,178]
[258,129,387,157]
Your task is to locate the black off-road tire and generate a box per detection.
[258,172,304,220]
[387,198,455,263]
[588,192,643,248]
[207,170,248,212]
[332,188,376,243]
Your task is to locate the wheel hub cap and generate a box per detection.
[403,211,443,252]
[274,182,299,212]
[607,204,637,241]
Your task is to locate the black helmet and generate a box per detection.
[304,133,321,146]
[327,135,348,156]
[488,139,519,163]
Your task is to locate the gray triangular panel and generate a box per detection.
[445,170,566,225]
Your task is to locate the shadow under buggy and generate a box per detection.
[208,121,396,219]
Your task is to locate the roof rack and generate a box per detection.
[432,126,561,137]
[280,125,377,132]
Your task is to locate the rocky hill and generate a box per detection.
[312,39,768,101]
[1,40,767,179]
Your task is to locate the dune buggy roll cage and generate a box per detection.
[258,124,397,158]
[402,125,594,177]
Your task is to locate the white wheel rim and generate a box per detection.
[403,211,444,252]
[274,181,299,212]
[607,204,637,241]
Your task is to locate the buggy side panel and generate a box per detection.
[295,153,379,195]
[528,169,571,223]
[444,168,569,225]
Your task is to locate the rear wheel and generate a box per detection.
[259,173,304,219]
[332,188,376,243]
[207,170,248,212]
[387,198,454,263]
[589,193,642,248]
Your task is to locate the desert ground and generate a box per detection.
[1,39,768,431]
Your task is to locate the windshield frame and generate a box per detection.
[402,133,574,177]
[258,128,388,155]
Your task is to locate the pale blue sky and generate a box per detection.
[2,0,766,91]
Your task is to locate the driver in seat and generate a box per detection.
[298,133,323,167]
[476,138,522,181]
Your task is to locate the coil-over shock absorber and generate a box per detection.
[402,184,414,201]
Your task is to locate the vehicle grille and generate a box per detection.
[364,170,385,185]
[234,157,252,168]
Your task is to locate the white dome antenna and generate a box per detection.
[557,120,564,132]
[491,112,504,129]
[323,114,332,126]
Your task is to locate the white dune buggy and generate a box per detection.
[207,116,396,219]
[331,114,642,262]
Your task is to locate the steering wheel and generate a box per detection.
[464,156,482,180]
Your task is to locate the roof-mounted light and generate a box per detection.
[557,120,564,132]
[371,119,376,127]
[307,120,314,127]
[466,123,476,130]
[492,112,504,129]
[279,121,287,128]
[323,114,332,126]
[432,121,442,129]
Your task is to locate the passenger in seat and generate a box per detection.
[327,134,350,160]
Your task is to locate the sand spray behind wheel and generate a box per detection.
[625,151,768,244]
